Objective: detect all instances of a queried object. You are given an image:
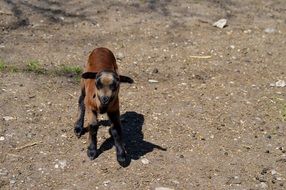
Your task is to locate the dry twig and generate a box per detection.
[189,55,212,59]
[15,141,41,150]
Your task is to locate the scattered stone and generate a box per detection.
[116,52,124,60]
[264,28,276,33]
[270,80,286,87]
[243,29,252,34]
[3,116,14,121]
[260,182,268,189]
[141,158,150,164]
[58,160,67,169]
[10,179,16,184]
[148,79,159,83]
[212,19,227,29]
[103,180,111,186]
[271,170,277,175]
[0,136,5,141]
[155,187,174,190]
[0,169,8,176]
[152,68,159,73]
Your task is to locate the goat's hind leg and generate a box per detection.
[74,88,86,138]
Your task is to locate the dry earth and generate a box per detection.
[0,0,286,189]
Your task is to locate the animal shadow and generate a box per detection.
[97,111,166,166]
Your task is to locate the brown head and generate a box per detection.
[82,70,120,112]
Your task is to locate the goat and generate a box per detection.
[74,47,133,163]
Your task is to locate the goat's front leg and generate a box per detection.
[74,89,86,138]
[87,110,99,160]
[107,110,126,163]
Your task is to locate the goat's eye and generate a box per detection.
[96,81,103,89]
[110,83,117,91]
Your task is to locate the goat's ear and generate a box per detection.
[119,75,134,84]
[82,72,97,79]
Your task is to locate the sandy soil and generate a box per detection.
[0,0,286,189]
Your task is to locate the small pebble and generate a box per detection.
[3,116,14,121]
[271,170,277,175]
[276,80,286,87]
[58,160,67,169]
[212,18,227,28]
[270,80,286,87]
[0,136,5,141]
[260,182,268,189]
[103,180,111,186]
[141,158,150,164]
[116,52,124,60]
[264,28,276,33]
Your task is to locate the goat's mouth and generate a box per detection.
[99,95,115,105]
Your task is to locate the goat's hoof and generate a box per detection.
[117,151,127,163]
[87,147,97,160]
[74,126,85,138]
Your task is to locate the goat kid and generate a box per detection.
[74,47,133,163]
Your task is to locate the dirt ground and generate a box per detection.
[1,0,286,189]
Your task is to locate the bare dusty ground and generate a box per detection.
[1,0,286,189]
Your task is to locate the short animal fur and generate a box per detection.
[74,47,133,163]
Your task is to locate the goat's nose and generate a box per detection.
[101,96,109,104]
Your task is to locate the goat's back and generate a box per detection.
[86,47,118,73]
